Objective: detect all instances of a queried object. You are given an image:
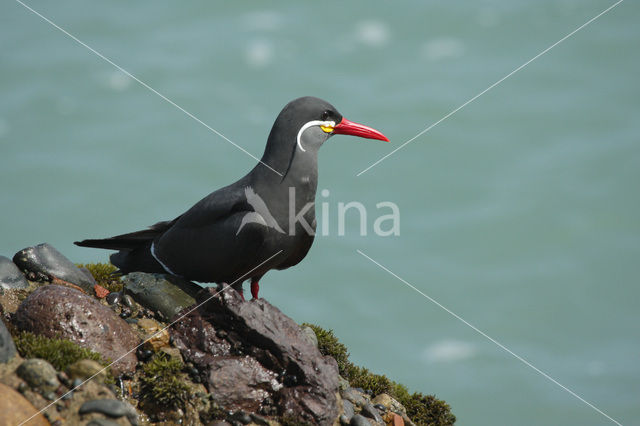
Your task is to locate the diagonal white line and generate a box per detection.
[356,249,623,426]
[356,0,624,176]
[13,0,283,177]
[18,250,283,426]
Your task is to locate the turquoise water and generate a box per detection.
[2,1,639,424]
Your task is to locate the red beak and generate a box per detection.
[332,118,389,142]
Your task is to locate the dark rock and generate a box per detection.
[342,387,368,408]
[105,291,122,306]
[250,413,271,425]
[361,403,384,423]
[17,358,60,393]
[0,318,17,363]
[206,356,280,412]
[13,285,140,375]
[350,414,371,426]
[373,403,386,412]
[229,410,252,424]
[86,419,122,426]
[172,285,340,425]
[79,399,138,425]
[122,272,200,320]
[0,255,29,290]
[12,243,95,292]
[170,303,232,376]
[342,399,355,419]
[122,294,135,308]
[136,348,153,361]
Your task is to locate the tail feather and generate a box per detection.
[74,218,179,251]
[75,229,159,250]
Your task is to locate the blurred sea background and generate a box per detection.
[1,1,638,424]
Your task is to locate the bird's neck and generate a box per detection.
[250,141,319,228]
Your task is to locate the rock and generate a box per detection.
[122,272,200,320]
[12,243,95,292]
[17,358,61,393]
[342,398,355,419]
[171,286,340,425]
[390,413,405,426]
[0,255,29,290]
[0,318,17,363]
[13,285,140,375]
[136,318,170,351]
[79,399,138,425]
[121,294,135,309]
[66,359,107,383]
[361,403,384,423]
[249,413,271,425]
[94,284,110,298]
[170,301,232,372]
[0,382,49,426]
[338,375,350,391]
[342,387,368,408]
[371,393,406,416]
[159,346,183,362]
[105,291,122,306]
[228,410,252,424]
[86,419,122,426]
[350,414,371,426]
[206,356,281,412]
[301,325,318,347]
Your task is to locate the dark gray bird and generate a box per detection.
[75,96,388,299]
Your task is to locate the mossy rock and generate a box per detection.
[140,352,190,410]
[305,324,456,426]
[13,331,111,374]
[76,262,123,292]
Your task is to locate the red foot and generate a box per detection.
[251,279,259,299]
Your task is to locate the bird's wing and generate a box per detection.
[150,182,275,281]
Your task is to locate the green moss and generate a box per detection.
[305,324,456,426]
[140,352,189,410]
[301,323,350,375]
[402,393,456,425]
[77,262,123,292]
[14,331,108,371]
[344,364,393,396]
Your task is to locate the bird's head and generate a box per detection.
[291,96,389,153]
[266,96,389,156]
[259,97,389,178]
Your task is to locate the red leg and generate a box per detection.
[251,278,260,299]
[230,281,245,301]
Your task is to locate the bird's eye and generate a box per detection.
[321,110,330,121]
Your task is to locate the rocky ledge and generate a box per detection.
[0,243,455,426]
